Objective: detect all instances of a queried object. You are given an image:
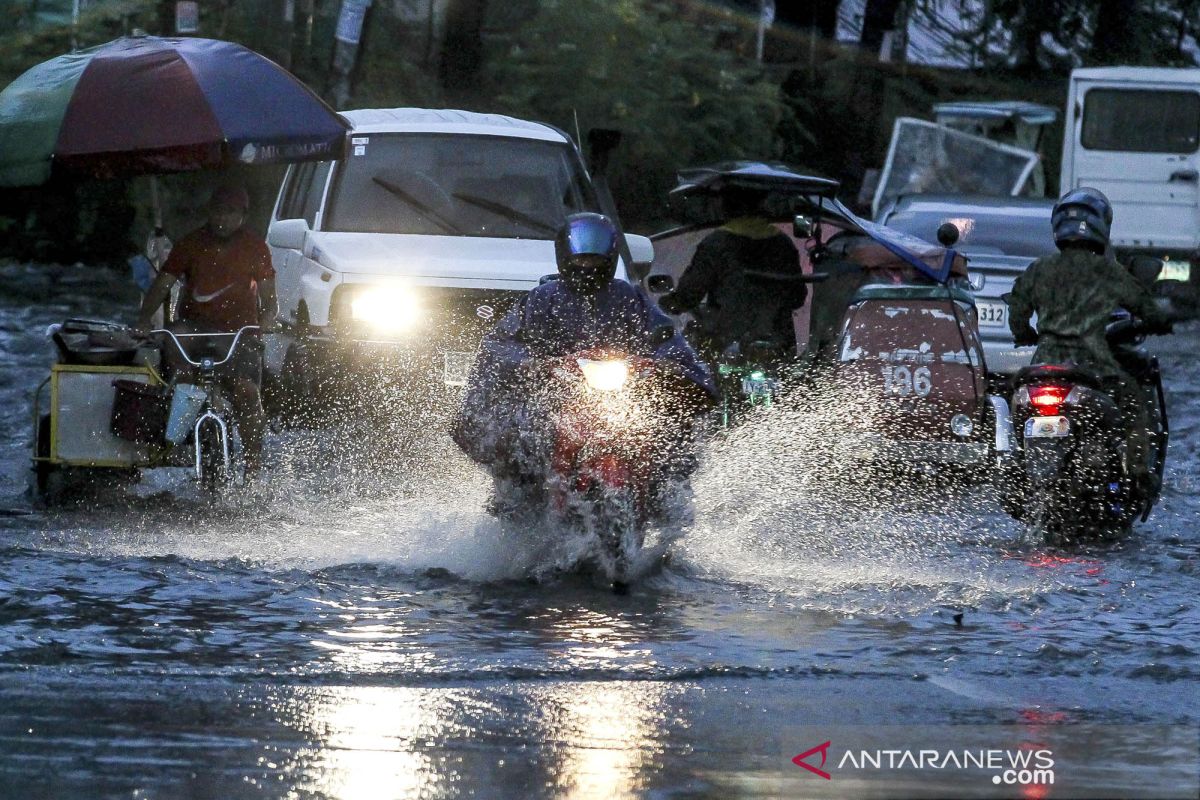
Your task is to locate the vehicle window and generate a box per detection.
[324,133,600,238]
[883,206,1057,259]
[279,162,315,220]
[1082,89,1200,153]
[300,161,332,228]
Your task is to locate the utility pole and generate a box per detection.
[330,0,373,108]
[756,0,775,63]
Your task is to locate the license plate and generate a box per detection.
[1025,415,1071,438]
[1159,260,1191,282]
[976,299,1008,328]
[443,351,474,386]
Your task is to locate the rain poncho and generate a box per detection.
[452,278,717,469]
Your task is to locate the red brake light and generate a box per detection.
[1028,384,1070,416]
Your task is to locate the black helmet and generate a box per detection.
[1052,187,1113,253]
[554,212,619,295]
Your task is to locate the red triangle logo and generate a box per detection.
[792,740,832,780]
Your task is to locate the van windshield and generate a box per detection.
[324,133,600,238]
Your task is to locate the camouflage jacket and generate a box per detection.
[1003,248,1165,376]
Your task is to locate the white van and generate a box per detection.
[1061,67,1200,268]
[264,108,653,397]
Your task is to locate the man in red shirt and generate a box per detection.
[135,184,278,474]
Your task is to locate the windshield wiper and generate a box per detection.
[372,176,463,235]
[452,192,557,235]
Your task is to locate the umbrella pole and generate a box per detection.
[144,175,174,324]
[149,175,162,232]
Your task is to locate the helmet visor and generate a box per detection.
[563,215,618,258]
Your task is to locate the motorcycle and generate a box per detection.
[712,339,783,427]
[1002,315,1169,540]
[497,346,702,593]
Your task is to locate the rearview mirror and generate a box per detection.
[1128,255,1164,289]
[268,218,308,250]
[936,222,960,247]
[647,274,675,293]
[793,215,813,239]
[625,234,654,282]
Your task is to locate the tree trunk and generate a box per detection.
[440,0,487,91]
[1090,0,1138,64]
[775,0,840,40]
[1010,0,1045,72]
[860,0,902,57]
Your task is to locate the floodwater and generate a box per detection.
[0,262,1197,799]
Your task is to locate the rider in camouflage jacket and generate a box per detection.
[1004,188,1170,489]
[1005,247,1165,377]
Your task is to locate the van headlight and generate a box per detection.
[350,286,421,334]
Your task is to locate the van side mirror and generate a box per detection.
[268,218,308,250]
[793,215,813,239]
[937,222,960,247]
[647,274,675,293]
[625,234,654,281]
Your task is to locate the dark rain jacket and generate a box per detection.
[452,278,717,468]
[666,218,805,350]
[1003,248,1166,377]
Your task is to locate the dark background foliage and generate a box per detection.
[0,0,1192,261]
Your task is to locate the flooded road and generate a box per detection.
[0,263,1197,798]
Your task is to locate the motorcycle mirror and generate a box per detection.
[649,324,675,347]
[936,222,960,247]
[1128,255,1164,289]
[793,215,814,239]
[647,274,675,294]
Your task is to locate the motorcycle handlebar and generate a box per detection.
[149,326,260,368]
[1105,317,1171,344]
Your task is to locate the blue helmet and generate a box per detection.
[1052,187,1113,253]
[554,212,619,295]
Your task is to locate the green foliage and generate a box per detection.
[480,0,791,228]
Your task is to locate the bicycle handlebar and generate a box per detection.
[149,326,260,368]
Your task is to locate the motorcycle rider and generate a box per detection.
[452,212,717,515]
[1004,187,1170,492]
[658,187,805,358]
[134,184,277,475]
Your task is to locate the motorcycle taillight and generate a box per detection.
[1028,384,1071,416]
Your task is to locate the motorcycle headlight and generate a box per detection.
[578,358,629,392]
[350,286,421,334]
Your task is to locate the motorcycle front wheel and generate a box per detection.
[585,482,642,593]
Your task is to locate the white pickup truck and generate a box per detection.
[264,108,653,406]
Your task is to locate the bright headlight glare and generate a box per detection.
[578,358,629,392]
[350,286,420,333]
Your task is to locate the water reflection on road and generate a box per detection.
[0,263,1197,798]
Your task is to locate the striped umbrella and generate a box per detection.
[0,34,348,187]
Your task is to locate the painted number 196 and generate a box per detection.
[882,365,932,397]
